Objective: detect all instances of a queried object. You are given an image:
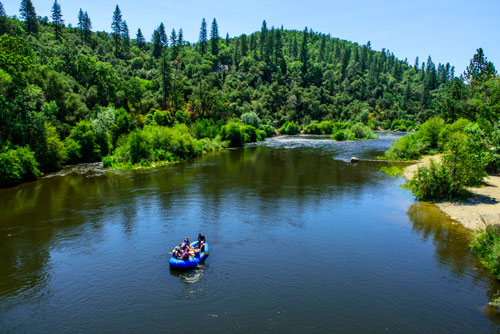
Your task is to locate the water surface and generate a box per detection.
[1,133,498,333]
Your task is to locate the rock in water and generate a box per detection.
[350,157,360,163]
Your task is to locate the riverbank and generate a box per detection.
[404,155,500,230]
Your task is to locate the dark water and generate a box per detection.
[1,133,499,333]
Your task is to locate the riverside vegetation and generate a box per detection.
[382,49,500,284]
[2,0,454,186]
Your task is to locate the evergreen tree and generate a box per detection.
[20,0,38,34]
[111,5,123,55]
[414,56,419,71]
[299,27,308,74]
[152,29,162,58]
[136,28,146,49]
[51,0,63,41]
[83,12,92,44]
[159,51,172,109]
[199,18,207,55]
[210,18,219,57]
[0,1,6,34]
[259,20,267,59]
[77,8,84,42]
[465,48,497,85]
[240,34,248,57]
[121,20,129,52]
[158,22,167,47]
[319,34,326,62]
[225,33,230,46]
[170,28,177,48]
[170,28,178,58]
[177,28,184,47]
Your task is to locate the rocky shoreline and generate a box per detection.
[404,155,500,230]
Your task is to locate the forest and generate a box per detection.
[0,0,494,187]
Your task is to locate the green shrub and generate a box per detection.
[470,225,500,278]
[192,118,220,139]
[153,109,173,126]
[127,130,151,164]
[64,120,101,164]
[279,121,300,135]
[305,121,320,134]
[385,134,428,160]
[406,159,456,200]
[0,146,40,187]
[417,117,444,151]
[318,120,334,134]
[331,130,346,141]
[242,124,258,143]
[261,124,275,137]
[241,112,261,129]
[351,122,378,139]
[221,121,244,147]
[175,110,191,125]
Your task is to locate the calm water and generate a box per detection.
[1,133,499,333]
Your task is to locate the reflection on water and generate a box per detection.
[0,133,499,333]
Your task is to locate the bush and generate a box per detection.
[64,120,101,164]
[406,159,456,200]
[351,122,378,139]
[279,121,300,135]
[331,130,346,141]
[261,124,275,137]
[127,130,151,164]
[241,112,261,129]
[153,109,173,126]
[221,121,244,147]
[470,225,500,278]
[175,110,191,125]
[417,117,444,151]
[0,146,40,187]
[191,118,220,139]
[385,133,428,160]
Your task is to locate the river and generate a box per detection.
[1,133,499,333]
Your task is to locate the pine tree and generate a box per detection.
[83,12,92,44]
[121,20,129,52]
[299,28,308,74]
[20,0,38,35]
[77,9,85,42]
[152,29,162,59]
[319,34,326,62]
[0,1,6,34]
[240,34,248,57]
[177,28,184,47]
[225,33,230,46]
[170,29,177,48]
[465,48,497,85]
[136,28,146,49]
[210,18,219,57]
[51,0,63,41]
[111,5,123,55]
[170,29,178,58]
[259,20,267,59]
[158,22,167,47]
[159,51,172,109]
[199,18,207,55]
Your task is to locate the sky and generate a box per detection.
[3,0,499,74]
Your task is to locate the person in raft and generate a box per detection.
[194,241,206,257]
[181,237,191,250]
[197,233,206,245]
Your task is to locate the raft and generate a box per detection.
[169,241,210,269]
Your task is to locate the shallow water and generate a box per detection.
[1,133,499,333]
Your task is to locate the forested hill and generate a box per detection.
[0,1,463,186]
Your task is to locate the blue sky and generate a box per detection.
[3,0,499,74]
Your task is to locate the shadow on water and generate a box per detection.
[407,201,500,327]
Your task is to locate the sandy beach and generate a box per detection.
[404,155,500,230]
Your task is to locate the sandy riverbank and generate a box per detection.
[404,155,500,230]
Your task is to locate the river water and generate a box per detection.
[1,133,499,333]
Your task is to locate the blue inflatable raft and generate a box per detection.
[169,241,210,269]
